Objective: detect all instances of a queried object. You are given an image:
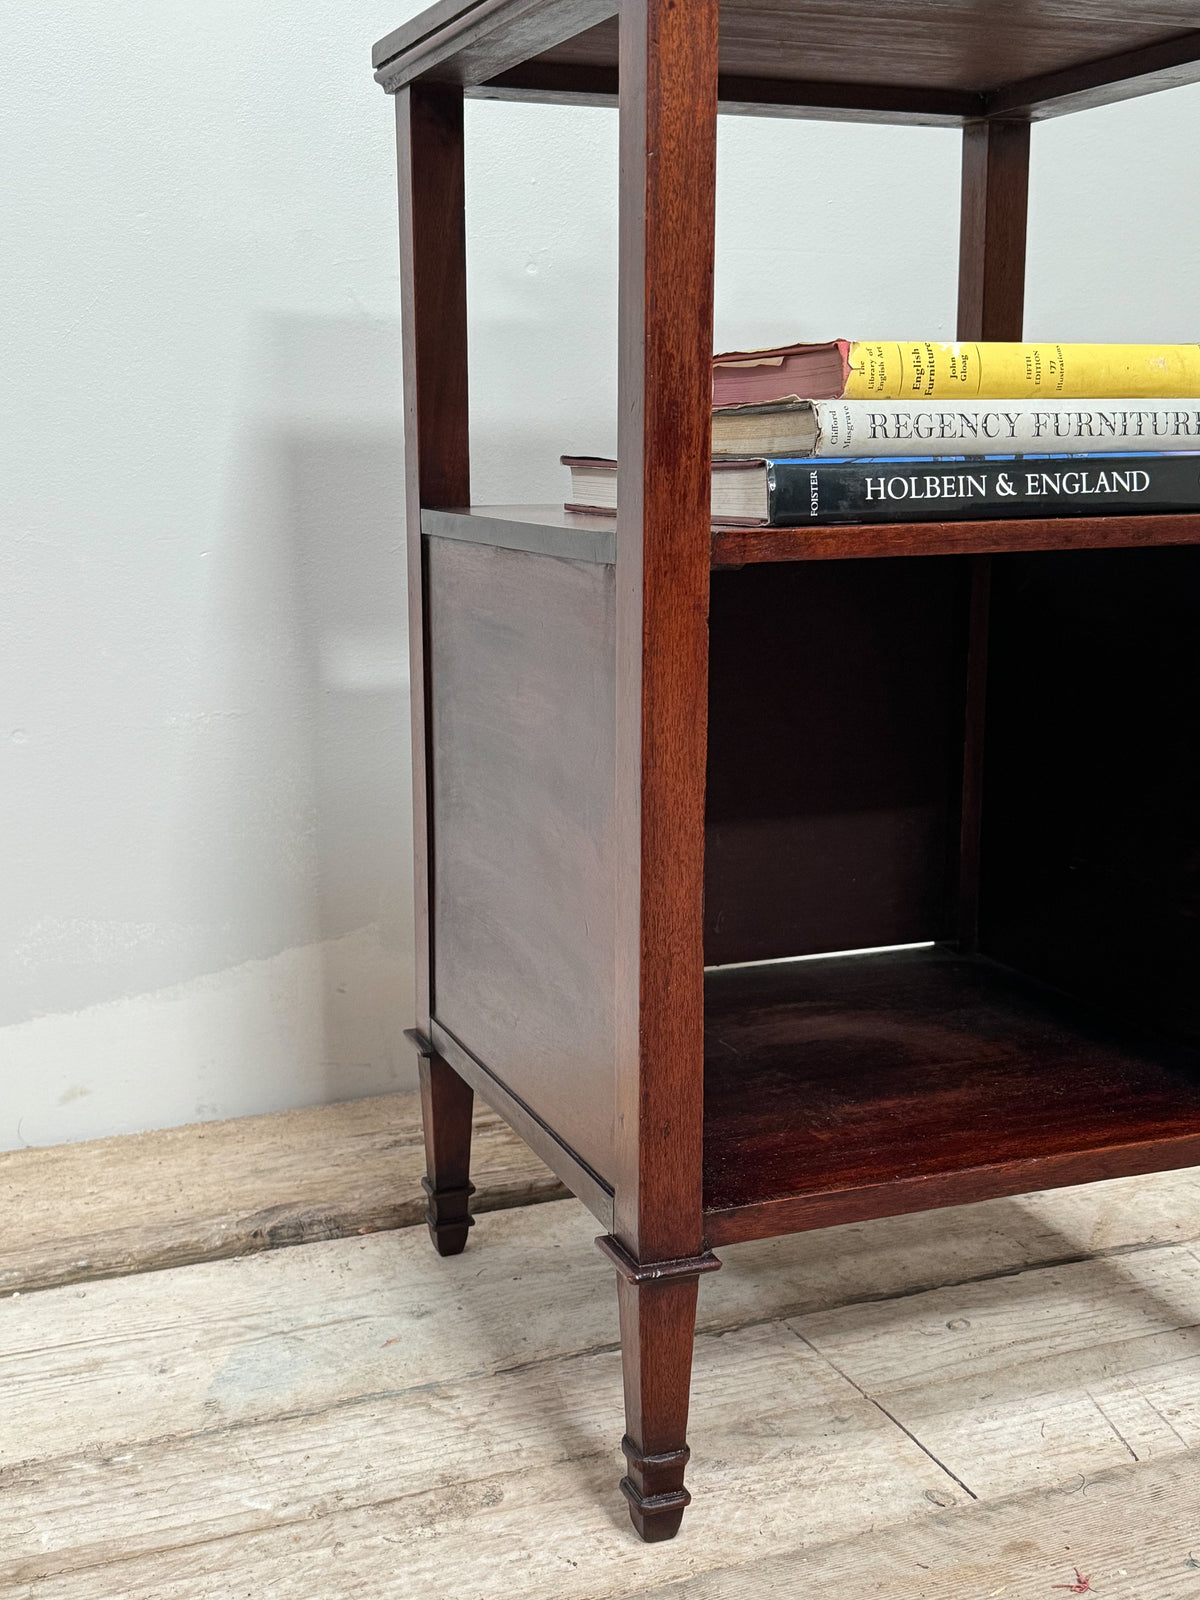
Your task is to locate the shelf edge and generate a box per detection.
[422,506,617,564]
[711,512,1200,565]
[431,1019,616,1228]
[704,1132,1200,1246]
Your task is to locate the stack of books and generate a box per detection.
[563,339,1200,526]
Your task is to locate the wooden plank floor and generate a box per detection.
[0,1092,566,1294]
[3,1097,1200,1597]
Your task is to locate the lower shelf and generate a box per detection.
[702,946,1200,1245]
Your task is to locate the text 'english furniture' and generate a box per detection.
[373,0,1200,1540]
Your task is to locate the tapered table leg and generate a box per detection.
[419,1050,474,1256]
[609,0,718,1541]
[598,1236,720,1540]
[617,1274,700,1540]
[394,84,470,1260]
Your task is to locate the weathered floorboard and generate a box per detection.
[0,1093,567,1295]
[5,1210,1200,1594]
[5,1173,1200,1467]
[799,1243,1200,1498]
[0,1321,940,1590]
[3,1172,1200,1593]
[627,1450,1200,1600]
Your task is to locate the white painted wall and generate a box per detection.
[3,0,1198,1148]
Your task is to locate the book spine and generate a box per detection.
[767,452,1200,525]
[810,399,1200,457]
[842,343,1200,402]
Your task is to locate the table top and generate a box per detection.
[374,0,1200,123]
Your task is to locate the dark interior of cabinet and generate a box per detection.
[705,546,1200,1014]
[701,546,1200,1238]
[704,556,968,965]
[980,546,1200,1047]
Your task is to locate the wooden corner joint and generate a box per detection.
[404,1027,433,1058]
[594,1235,722,1284]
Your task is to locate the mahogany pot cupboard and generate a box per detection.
[371,0,1200,1540]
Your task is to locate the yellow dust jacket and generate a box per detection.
[844,342,1200,400]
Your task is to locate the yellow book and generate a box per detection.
[846,342,1200,400]
[712,339,1200,405]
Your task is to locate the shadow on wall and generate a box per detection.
[174,312,417,1114]
[269,313,416,1108]
[0,314,421,1150]
[283,418,416,1105]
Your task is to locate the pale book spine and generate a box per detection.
[811,399,1200,458]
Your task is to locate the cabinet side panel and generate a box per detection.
[981,546,1200,1045]
[428,538,617,1182]
[705,559,965,965]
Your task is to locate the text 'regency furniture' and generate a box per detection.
[373,1,1200,1541]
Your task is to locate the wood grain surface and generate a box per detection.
[475,61,978,123]
[432,1020,616,1226]
[702,947,1200,1244]
[625,1454,1200,1600]
[710,511,1200,565]
[375,0,1200,122]
[396,83,470,1033]
[374,0,617,90]
[951,116,1026,950]
[611,0,716,1264]
[0,1094,566,1296]
[6,1182,1200,1593]
[394,506,1200,569]
[957,118,1030,342]
[422,504,617,564]
[418,1049,477,1255]
[428,537,619,1186]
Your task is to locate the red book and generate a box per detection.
[712,339,851,406]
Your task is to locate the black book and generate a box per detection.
[562,450,1200,526]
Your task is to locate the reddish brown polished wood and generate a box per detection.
[377,1,1200,124]
[703,948,1200,1246]
[988,28,1200,118]
[476,60,978,124]
[426,538,618,1188]
[396,84,474,1252]
[422,505,1200,567]
[604,0,718,1540]
[593,1234,721,1539]
[374,0,615,88]
[957,119,1030,342]
[376,0,1200,1548]
[615,1274,702,1541]
[395,84,469,1032]
[709,511,1200,566]
[612,0,716,1265]
[476,34,1200,122]
[952,114,1026,949]
[417,1047,476,1256]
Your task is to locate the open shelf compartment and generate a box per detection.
[702,945,1200,1244]
[701,541,1200,1245]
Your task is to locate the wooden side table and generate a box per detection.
[373,1,1200,1540]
